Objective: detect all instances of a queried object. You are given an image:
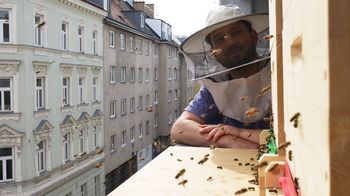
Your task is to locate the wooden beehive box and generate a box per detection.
[266,0,350,195]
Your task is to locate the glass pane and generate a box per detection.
[36,78,42,87]
[0,79,10,87]
[0,147,12,156]
[40,152,44,170]
[0,161,3,180]
[38,141,43,149]
[3,23,10,42]
[4,91,11,110]
[0,10,9,19]
[6,159,12,179]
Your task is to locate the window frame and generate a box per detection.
[78,26,84,53]
[109,31,115,48]
[0,147,14,182]
[61,22,69,50]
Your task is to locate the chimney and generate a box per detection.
[146,4,154,18]
[133,1,154,18]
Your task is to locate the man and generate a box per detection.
[171,5,271,148]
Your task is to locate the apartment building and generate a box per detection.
[103,0,187,193]
[0,0,107,195]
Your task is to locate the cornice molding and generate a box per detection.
[58,0,107,18]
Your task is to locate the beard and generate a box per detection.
[220,42,257,69]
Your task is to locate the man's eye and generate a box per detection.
[213,36,225,45]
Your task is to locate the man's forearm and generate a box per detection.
[171,119,211,147]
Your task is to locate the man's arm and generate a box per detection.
[171,111,259,148]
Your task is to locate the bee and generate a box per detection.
[263,34,274,40]
[140,157,145,161]
[210,48,222,57]
[175,169,186,179]
[245,163,250,166]
[209,104,215,109]
[238,163,242,166]
[177,159,182,162]
[248,187,255,191]
[217,166,223,169]
[260,85,271,94]
[250,158,254,161]
[170,140,177,146]
[198,157,208,165]
[170,153,173,156]
[252,161,268,171]
[178,179,188,187]
[247,132,252,138]
[95,163,103,168]
[267,163,279,172]
[210,144,216,149]
[269,189,278,195]
[200,113,208,119]
[248,179,258,185]
[204,154,210,158]
[190,157,194,160]
[239,96,248,101]
[178,130,183,134]
[290,112,301,128]
[234,158,239,161]
[294,177,300,190]
[206,176,213,181]
[288,150,293,161]
[235,188,248,195]
[278,141,291,150]
[245,107,260,118]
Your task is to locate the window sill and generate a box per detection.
[0,112,21,120]
[77,102,89,109]
[34,108,50,118]
[35,171,51,184]
[92,101,101,106]
[61,160,75,172]
[138,136,143,140]
[121,144,127,148]
[61,105,74,112]
[110,149,116,153]
[110,115,116,119]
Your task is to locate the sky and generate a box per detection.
[144,0,220,37]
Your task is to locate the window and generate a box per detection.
[130,126,135,143]
[168,113,172,125]
[0,9,11,43]
[79,130,85,154]
[154,68,158,81]
[61,22,68,50]
[168,46,171,57]
[78,77,86,104]
[110,135,116,152]
[34,13,44,46]
[80,183,87,196]
[145,94,150,108]
[0,78,12,112]
[37,140,46,173]
[154,114,158,127]
[168,68,172,80]
[145,41,149,55]
[138,68,143,82]
[138,96,143,111]
[109,31,115,48]
[92,30,98,54]
[174,89,178,101]
[110,66,116,83]
[138,123,143,139]
[0,147,13,182]
[120,34,125,50]
[93,125,98,149]
[78,26,84,52]
[140,15,145,28]
[145,120,150,135]
[130,67,135,82]
[129,36,134,51]
[136,39,142,53]
[153,43,158,56]
[154,91,158,104]
[63,133,70,162]
[95,175,100,196]
[62,77,70,106]
[168,90,172,103]
[145,68,150,82]
[130,97,135,113]
[35,77,45,110]
[110,100,116,118]
[121,130,127,147]
[121,67,126,83]
[121,98,126,115]
[174,67,178,80]
[92,77,98,102]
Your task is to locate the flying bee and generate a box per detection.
[252,161,268,171]
[248,179,258,185]
[198,157,208,165]
[250,158,255,161]
[248,187,255,191]
[206,176,213,181]
[178,179,188,187]
[267,163,279,172]
[234,158,239,161]
[210,144,216,149]
[171,140,177,146]
[239,96,248,101]
[278,141,291,150]
[204,154,210,158]
[263,34,274,40]
[245,163,250,166]
[294,177,300,190]
[247,132,252,138]
[245,107,260,118]
[175,169,186,179]
[269,189,278,195]
[210,48,222,57]
[177,159,182,162]
[190,157,194,160]
[170,153,173,156]
[217,166,223,169]
[178,130,183,134]
[238,163,242,166]
[288,150,293,161]
[209,104,215,109]
[200,113,208,119]
[260,85,271,94]
[290,112,301,128]
[235,188,248,195]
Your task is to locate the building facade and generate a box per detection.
[0,0,106,195]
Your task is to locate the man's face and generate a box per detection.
[208,21,257,68]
